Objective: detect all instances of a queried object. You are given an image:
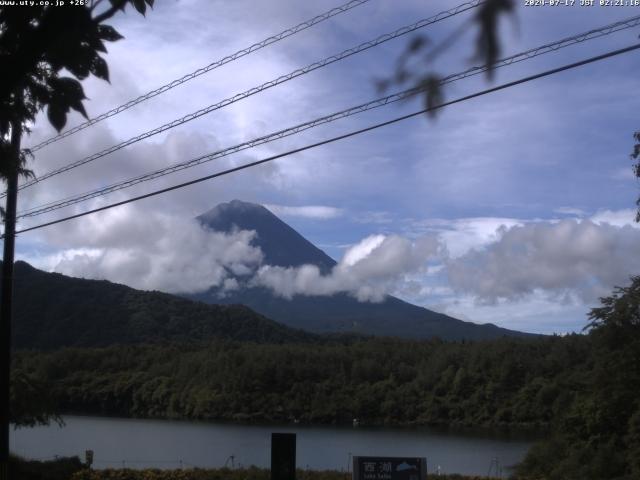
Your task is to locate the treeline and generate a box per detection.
[14,335,588,429]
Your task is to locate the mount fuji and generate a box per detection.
[185,200,534,340]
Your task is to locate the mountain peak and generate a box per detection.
[197,200,336,272]
[199,199,269,222]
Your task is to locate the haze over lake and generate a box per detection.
[11,416,536,476]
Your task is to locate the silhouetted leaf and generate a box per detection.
[97,24,124,42]
[48,77,88,119]
[47,103,67,132]
[64,48,94,80]
[408,35,427,53]
[473,0,515,79]
[109,0,127,11]
[375,78,390,94]
[90,56,110,82]
[88,35,108,54]
[49,77,85,96]
[132,0,146,15]
[421,75,444,118]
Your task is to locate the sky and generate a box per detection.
[10,0,640,334]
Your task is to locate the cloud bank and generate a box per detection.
[49,207,263,294]
[447,219,640,303]
[26,208,640,323]
[253,234,441,301]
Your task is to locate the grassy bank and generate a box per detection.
[9,457,501,480]
[71,467,499,480]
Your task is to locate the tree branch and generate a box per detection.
[93,0,128,24]
[90,0,107,12]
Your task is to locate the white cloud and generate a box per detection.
[31,205,263,294]
[590,209,638,228]
[342,234,385,266]
[264,204,343,219]
[447,219,640,304]
[411,217,524,257]
[252,234,441,302]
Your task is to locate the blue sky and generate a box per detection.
[12,0,640,334]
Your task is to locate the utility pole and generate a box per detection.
[0,120,21,480]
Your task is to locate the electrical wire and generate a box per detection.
[17,14,640,219]
[10,43,640,237]
[8,0,483,197]
[26,0,375,153]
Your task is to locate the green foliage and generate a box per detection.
[10,369,62,428]
[9,454,84,480]
[13,335,586,428]
[516,278,640,479]
[587,275,640,331]
[631,131,640,222]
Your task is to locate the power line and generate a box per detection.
[26,0,375,153]
[17,14,640,219]
[11,43,640,237]
[9,0,483,197]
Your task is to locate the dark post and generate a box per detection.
[0,121,21,480]
[271,433,296,480]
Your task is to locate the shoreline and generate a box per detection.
[12,415,534,477]
[47,412,549,440]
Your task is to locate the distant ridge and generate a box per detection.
[189,200,536,341]
[7,260,316,349]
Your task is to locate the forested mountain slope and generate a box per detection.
[7,261,315,349]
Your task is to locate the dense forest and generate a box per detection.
[13,336,586,428]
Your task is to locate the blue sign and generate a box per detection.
[353,456,427,480]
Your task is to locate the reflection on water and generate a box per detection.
[11,415,538,476]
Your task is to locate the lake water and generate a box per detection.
[10,416,537,477]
